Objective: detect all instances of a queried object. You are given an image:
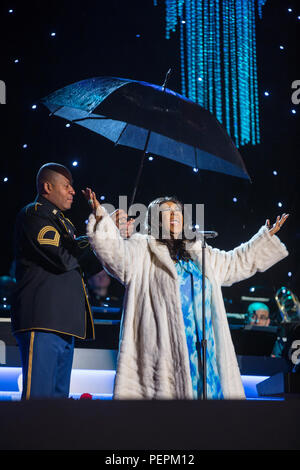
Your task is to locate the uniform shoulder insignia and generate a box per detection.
[25,202,43,215]
[37,225,60,247]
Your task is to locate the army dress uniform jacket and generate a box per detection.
[11,195,96,340]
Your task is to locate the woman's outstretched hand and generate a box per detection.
[266,213,289,236]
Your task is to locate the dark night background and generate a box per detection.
[0,0,299,320]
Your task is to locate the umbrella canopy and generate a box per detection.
[40,76,250,183]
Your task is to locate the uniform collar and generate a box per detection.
[35,194,63,216]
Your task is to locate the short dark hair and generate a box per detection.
[36,163,73,194]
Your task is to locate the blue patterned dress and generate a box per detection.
[175,259,223,399]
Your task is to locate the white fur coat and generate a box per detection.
[87,208,288,400]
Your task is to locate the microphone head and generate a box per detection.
[193,229,218,239]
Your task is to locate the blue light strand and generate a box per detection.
[190,0,197,102]
[248,0,256,144]
[236,0,248,145]
[257,0,267,18]
[208,0,214,114]
[202,0,209,110]
[185,0,192,98]
[229,0,240,147]
[214,0,222,123]
[223,0,231,136]
[196,0,204,106]
[252,0,261,144]
[180,15,187,96]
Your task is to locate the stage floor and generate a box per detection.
[0,398,299,450]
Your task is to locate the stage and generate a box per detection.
[0,398,299,450]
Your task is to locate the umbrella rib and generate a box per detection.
[48,105,64,116]
[71,116,110,123]
[114,122,129,147]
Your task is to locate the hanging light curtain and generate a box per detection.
[155,0,267,147]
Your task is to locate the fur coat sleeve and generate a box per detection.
[190,225,289,286]
[86,208,146,286]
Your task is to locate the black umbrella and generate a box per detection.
[40,73,250,206]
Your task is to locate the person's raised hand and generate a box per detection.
[266,213,289,236]
[110,209,135,238]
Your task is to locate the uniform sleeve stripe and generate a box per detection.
[37,225,60,247]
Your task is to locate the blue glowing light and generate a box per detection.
[288,272,292,277]
[291,109,296,114]
[273,170,277,175]
[155,0,267,147]
[233,197,237,202]
[3,177,8,182]
[72,161,78,167]
[193,168,198,173]
[278,202,282,207]
[32,104,37,109]
[264,91,270,96]
[50,32,56,37]
[100,195,106,200]
[0,366,276,400]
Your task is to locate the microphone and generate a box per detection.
[193,229,218,239]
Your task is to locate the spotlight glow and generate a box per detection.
[72,161,78,167]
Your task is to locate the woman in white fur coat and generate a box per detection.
[84,189,289,400]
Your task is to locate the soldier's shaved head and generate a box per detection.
[36,163,75,211]
[36,163,73,194]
